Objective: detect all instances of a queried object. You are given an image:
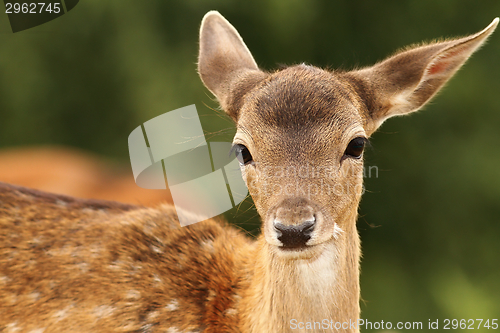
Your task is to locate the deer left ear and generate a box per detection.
[198,11,268,120]
[349,18,498,134]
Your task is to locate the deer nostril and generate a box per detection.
[302,220,315,237]
[274,219,316,249]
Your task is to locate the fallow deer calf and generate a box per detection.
[0,11,497,333]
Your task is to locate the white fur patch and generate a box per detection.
[125,290,141,300]
[200,239,215,253]
[0,275,10,285]
[108,260,124,270]
[29,291,41,302]
[153,274,163,285]
[150,244,163,254]
[224,308,237,316]
[332,223,344,240]
[53,305,72,322]
[6,322,21,333]
[28,328,45,333]
[146,310,159,321]
[296,245,337,306]
[166,299,179,311]
[92,305,115,318]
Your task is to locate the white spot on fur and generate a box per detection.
[127,262,143,276]
[29,237,43,245]
[81,208,95,214]
[29,291,41,302]
[125,290,141,300]
[206,290,216,301]
[29,328,45,333]
[224,308,237,316]
[200,239,215,253]
[108,260,124,270]
[92,305,115,318]
[53,304,73,322]
[0,275,10,285]
[53,309,67,321]
[165,299,179,311]
[332,223,344,240]
[146,310,159,321]
[150,244,163,254]
[6,322,20,333]
[141,323,154,332]
[153,274,162,285]
[166,327,180,333]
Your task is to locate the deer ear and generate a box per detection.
[350,18,498,133]
[198,11,267,119]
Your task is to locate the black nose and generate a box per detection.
[274,220,315,249]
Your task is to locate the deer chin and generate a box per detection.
[271,245,319,260]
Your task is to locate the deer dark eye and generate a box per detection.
[232,144,253,165]
[344,137,367,159]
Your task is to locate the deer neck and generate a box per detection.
[238,211,361,333]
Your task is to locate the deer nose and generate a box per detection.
[274,219,315,248]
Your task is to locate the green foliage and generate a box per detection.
[1,1,499,331]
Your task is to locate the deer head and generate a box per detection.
[199,11,497,252]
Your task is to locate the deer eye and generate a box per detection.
[232,144,253,165]
[344,137,367,159]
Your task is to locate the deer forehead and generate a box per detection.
[235,65,366,159]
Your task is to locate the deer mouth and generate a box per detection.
[279,244,312,252]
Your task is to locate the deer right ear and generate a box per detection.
[348,18,498,135]
[198,11,267,120]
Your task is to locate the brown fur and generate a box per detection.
[0,182,251,332]
[0,11,497,333]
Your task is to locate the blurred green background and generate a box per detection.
[1,1,499,331]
